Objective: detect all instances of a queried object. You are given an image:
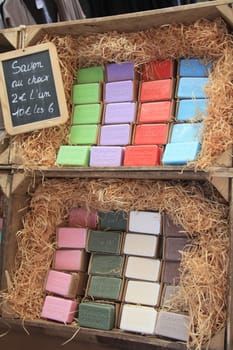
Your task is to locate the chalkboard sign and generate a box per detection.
[0,43,69,135]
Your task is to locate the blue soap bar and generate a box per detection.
[177,99,208,121]
[177,78,209,99]
[162,142,201,165]
[170,123,203,143]
[179,58,212,77]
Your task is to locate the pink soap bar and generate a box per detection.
[57,227,87,249]
[90,146,124,166]
[41,295,77,323]
[45,270,74,297]
[54,249,87,271]
[99,124,131,146]
[105,81,136,103]
[69,207,98,229]
[104,102,136,124]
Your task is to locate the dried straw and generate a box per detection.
[12,18,233,168]
[2,178,229,350]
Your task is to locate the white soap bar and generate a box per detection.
[129,211,161,234]
[124,280,161,306]
[123,233,159,257]
[155,311,190,341]
[120,304,157,334]
[125,256,161,281]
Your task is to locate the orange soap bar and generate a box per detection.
[139,101,173,123]
[134,124,168,145]
[142,60,174,81]
[139,80,173,102]
[124,145,162,166]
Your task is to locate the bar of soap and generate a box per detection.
[87,275,122,300]
[41,296,77,323]
[142,60,174,80]
[99,124,131,146]
[170,123,203,143]
[106,62,135,82]
[124,145,162,166]
[139,101,173,123]
[179,58,212,77]
[79,302,116,330]
[99,210,127,231]
[129,211,161,235]
[89,254,125,277]
[161,285,180,307]
[54,249,87,272]
[155,311,190,341]
[87,230,122,254]
[90,146,124,166]
[77,66,104,83]
[120,304,157,335]
[133,123,168,145]
[56,145,90,166]
[69,125,99,145]
[104,80,137,103]
[124,280,161,306]
[164,237,189,261]
[123,233,159,257]
[125,256,161,282]
[176,99,208,121]
[45,270,86,298]
[162,261,180,284]
[56,227,87,249]
[163,214,187,237]
[177,77,209,99]
[104,102,136,124]
[139,79,173,102]
[73,83,102,104]
[72,104,102,124]
[69,207,98,229]
[162,141,201,165]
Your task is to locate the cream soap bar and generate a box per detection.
[129,211,161,235]
[87,230,122,254]
[57,227,87,249]
[41,296,77,324]
[155,311,190,341]
[123,233,159,257]
[125,256,161,282]
[79,302,116,330]
[120,304,157,335]
[87,275,122,300]
[124,280,161,306]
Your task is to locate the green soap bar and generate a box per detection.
[87,230,122,254]
[90,254,124,276]
[69,125,98,145]
[56,145,90,166]
[88,275,122,300]
[99,211,127,231]
[73,104,102,124]
[79,302,115,330]
[73,83,102,104]
[77,66,104,83]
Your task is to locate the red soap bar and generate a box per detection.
[139,79,173,102]
[139,101,173,123]
[142,60,174,80]
[124,145,162,166]
[134,124,168,145]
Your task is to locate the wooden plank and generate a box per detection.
[24,0,233,46]
[217,4,233,27]
[209,177,229,202]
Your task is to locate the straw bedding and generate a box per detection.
[2,178,229,350]
[12,18,233,169]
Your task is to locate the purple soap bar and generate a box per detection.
[99,124,131,145]
[90,146,124,166]
[104,102,136,124]
[106,62,135,82]
[105,81,136,103]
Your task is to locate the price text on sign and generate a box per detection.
[0,43,68,135]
